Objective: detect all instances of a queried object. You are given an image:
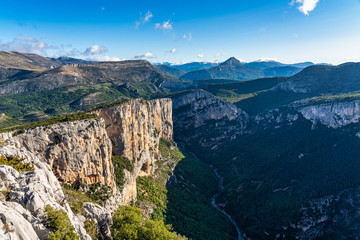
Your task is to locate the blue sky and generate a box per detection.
[0,0,359,64]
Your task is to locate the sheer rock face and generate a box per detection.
[96,98,172,169]
[298,100,360,128]
[0,98,173,209]
[96,98,173,207]
[171,90,248,150]
[0,119,115,188]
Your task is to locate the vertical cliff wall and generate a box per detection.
[0,98,173,208]
[96,98,172,174]
[95,98,173,207]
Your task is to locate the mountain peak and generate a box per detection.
[221,57,243,66]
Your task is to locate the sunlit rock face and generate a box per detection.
[0,98,173,210]
[0,119,115,188]
[95,98,173,207]
[298,100,360,128]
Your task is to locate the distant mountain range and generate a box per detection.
[154,58,333,81]
[178,57,304,80]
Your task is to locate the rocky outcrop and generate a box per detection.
[0,142,91,240]
[0,119,115,188]
[0,201,40,240]
[297,100,360,128]
[83,202,112,239]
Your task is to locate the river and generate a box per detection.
[210,165,242,240]
[189,152,242,240]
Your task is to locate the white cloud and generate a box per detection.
[216,52,225,57]
[0,37,56,55]
[197,54,205,59]
[134,52,156,59]
[183,32,192,41]
[135,10,153,29]
[144,11,153,23]
[87,56,124,62]
[155,20,172,30]
[83,45,108,56]
[256,58,279,62]
[290,0,319,15]
[168,48,176,53]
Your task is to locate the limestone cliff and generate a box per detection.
[171,90,248,150]
[0,98,173,209]
[297,100,360,128]
[95,98,173,207]
[0,119,114,188]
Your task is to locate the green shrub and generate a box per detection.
[62,182,112,208]
[69,202,84,214]
[84,220,98,240]
[158,138,184,164]
[0,189,11,201]
[111,206,184,240]
[85,183,112,203]
[138,219,179,240]
[44,205,80,240]
[112,155,134,187]
[0,155,35,173]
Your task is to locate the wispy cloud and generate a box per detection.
[290,0,319,15]
[155,20,173,30]
[83,45,108,56]
[87,56,124,62]
[197,54,205,59]
[168,48,176,53]
[183,32,192,41]
[144,11,153,23]
[134,52,156,59]
[0,37,57,55]
[135,10,153,29]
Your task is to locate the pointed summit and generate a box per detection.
[220,57,243,66]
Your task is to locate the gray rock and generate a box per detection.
[0,201,39,240]
[83,202,112,239]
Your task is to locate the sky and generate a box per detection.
[0,0,360,64]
